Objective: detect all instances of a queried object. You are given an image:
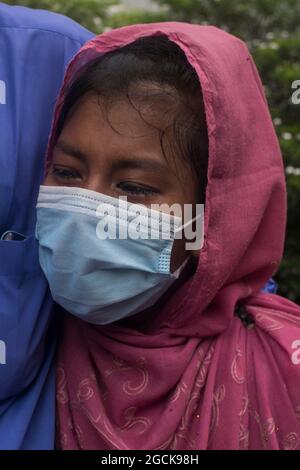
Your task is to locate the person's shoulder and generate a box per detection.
[0,3,93,45]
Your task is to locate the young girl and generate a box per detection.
[36,22,300,450]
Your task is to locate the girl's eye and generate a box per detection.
[117,182,158,196]
[51,166,81,180]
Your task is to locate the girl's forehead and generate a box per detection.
[54,93,198,189]
[64,90,180,139]
[58,94,171,156]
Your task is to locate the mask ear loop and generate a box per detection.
[173,211,205,251]
[171,256,191,279]
[0,231,27,241]
[169,211,205,278]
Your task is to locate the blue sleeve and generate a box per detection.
[0,4,94,449]
[261,278,278,294]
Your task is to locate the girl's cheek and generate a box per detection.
[170,237,188,272]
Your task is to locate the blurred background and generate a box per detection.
[3,0,300,303]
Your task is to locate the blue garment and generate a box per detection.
[0,4,93,450]
[261,277,278,294]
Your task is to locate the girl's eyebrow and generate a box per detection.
[111,157,167,173]
[54,140,168,173]
[54,140,87,162]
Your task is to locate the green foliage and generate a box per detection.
[3,0,118,33]
[252,37,300,301]
[156,0,300,40]
[106,10,166,29]
[280,173,300,302]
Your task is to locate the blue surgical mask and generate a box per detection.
[35,185,188,325]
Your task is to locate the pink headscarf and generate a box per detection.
[50,23,300,449]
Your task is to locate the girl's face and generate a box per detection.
[45,92,199,271]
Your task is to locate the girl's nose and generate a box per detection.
[82,174,114,197]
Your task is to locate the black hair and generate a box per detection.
[55,35,208,203]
